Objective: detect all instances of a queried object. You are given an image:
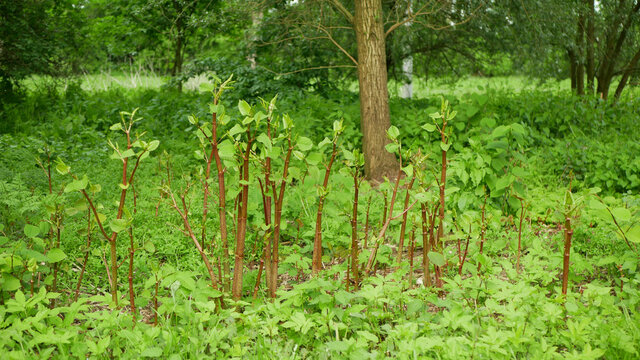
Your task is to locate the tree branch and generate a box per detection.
[328,0,354,24]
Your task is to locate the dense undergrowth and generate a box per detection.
[0,77,639,358]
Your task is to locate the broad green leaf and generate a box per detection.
[357,330,378,343]
[318,137,332,149]
[611,207,631,222]
[238,100,252,116]
[109,123,122,131]
[2,275,21,291]
[47,248,67,263]
[24,224,40,238]
[140,347,163,358]
[626,226,640,243]
[218,140,235,160]
[109,218,128,233]
[297,137,313,152]
[144,241,156,253]
[199,82,214,93]
[428,252,445,267]
[385,143,399,153]
[440,142,451,152]
[342,149,355,162]
[306,152,323,165]
[256,133,272,152]
[55,159,70,175]
[387,125,400,140]
[228,124,246,137]
[402,164,413,178]
[64,175,89,193]
[147,140,160,152]
[588,199,607,210]
[422,123,436,132]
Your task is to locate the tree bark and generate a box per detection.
[614,47,640,100]
[354,0,399,182]
[596,1,640,100]
[586,0,595,94]
[576,12,585,95]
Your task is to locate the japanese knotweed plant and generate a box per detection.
[56,109,159,307]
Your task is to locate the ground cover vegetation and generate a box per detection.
[1,0,640,358]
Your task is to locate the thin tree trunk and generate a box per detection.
[354,0,399,182]
[576,13,585,95]
[614,48,640,100]
[586,0,595,94]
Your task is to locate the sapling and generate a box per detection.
[312,119,344,275]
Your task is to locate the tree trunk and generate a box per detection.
[568,49,577,92]
[614,48,640,100]
[586,0,595,94]
[576,13,585,95]
[354,0,399,182]
[597,1,640,100]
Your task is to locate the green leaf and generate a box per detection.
[588,199,607,210]
[144,241,156,253]
[2,274,21,291]
[428,252,445,267]
[199,82,214,93]
[422,123,436,132]
[256,133,272,152]
[318,137,332,149]
[306,152,323,166]
[385,143,399,154]
[141,347,163,358]
[611,208,631,222]
[64,175,89,193]
[293,150,305,161]
[47,248,67,263]
[55,159,70,175]
[218,140,235,160]
[118,183,130,190]
[387,125,400,140]
[109,218,128,233]
[228,124,246,137]
[626,226,640,243]
[24,224,40,238]
[109,123,122,131]
[297,137,313,152]
[332,120,343,134]
[238,100,252,116]
[440,142,451,152]
[402,164,413,178]
[342,149,355,162]
[147,140,160,152]
[357,330,379,343]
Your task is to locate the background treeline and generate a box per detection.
[2,0,639,100]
